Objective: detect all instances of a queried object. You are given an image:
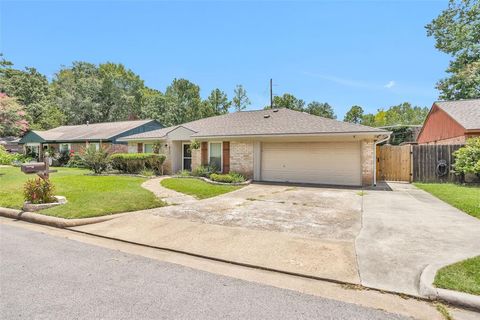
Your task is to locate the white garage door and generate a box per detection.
[261,142,361,186]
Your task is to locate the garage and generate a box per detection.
[260,141,362,186]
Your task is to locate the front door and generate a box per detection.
[182,143,192,171]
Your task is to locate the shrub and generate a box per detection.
[23,178,56,204]
[66,154,86,168]
[192,165,217,177]
[453,137,480,176]
[57,149,70,166]
[176,169,192,177]
[0,145,15,164]
[81,145,111,174]
[110,153,166,174]
[0,145,31,165]
[210,172,246,183]
[139,168,155,177]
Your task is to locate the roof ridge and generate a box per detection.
[435,98,480,103]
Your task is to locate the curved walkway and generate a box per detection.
[141,176,197,205]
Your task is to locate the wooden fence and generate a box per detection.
[377,144,464,183]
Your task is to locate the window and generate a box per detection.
[209,142,222,171]
[60,144,71,153]
[144,144,153,153]
[88,143,100,151]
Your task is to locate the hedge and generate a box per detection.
[111,153,166,174]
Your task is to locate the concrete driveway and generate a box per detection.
[73,180,480,297]
[144,183,362,240]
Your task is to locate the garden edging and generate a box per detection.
[419,263,480,311]
[173,175,252,186]
[0,206,128,228]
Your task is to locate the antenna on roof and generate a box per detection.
[270,78,273,109]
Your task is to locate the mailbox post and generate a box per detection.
[20,155,57,180]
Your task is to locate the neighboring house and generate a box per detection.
[0,136,21,153]
[417,99,480,145]
[19,120,162,160]
[119,109,389,186]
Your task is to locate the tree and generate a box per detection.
[163,78,203,125]
[305,101,336,119]
[361,102,429,127]
[344,105,364,124]
[205,89,231,116]
[426,0,480,99]
[453,137,480,176]
[268,93,305,111]
[232,85,250,111]
[0,95,29,136]
[0,56,53,127]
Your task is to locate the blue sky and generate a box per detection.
[1,1,449,118]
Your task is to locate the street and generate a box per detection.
[0,223,408,320]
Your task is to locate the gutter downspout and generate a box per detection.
[373,134,391,186]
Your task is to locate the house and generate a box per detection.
[119,109,389,186]
[18,119,162,160]
[0,136,21,153]
[417,99,480,145]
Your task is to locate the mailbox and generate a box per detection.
[21,162,46,174]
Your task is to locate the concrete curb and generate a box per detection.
[0,207,127,228]
[419,263,480,311]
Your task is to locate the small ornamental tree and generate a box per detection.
[453,137,480,177]
[81,145,111,174]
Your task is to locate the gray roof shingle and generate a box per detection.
[435,99,480,130]
[34,119,155,141]
[122,108,386,140]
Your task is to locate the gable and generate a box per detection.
[166,126,196,140]
[417,104,466,143]
[18,131,46,144]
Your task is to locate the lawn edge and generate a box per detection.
[419,263,480,311]
[0,206,128,228]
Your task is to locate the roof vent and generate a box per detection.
[264,114,270,118]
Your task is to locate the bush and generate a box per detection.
[139,169,155,177]
[209,172,246,183]
[110,153,166,174]
[57,150,70,166]
[0,145,31,165]
[176,169,192,177]
[192,165,217,177]
[23,178,56,204]
[453,138,480,176]
[66,154,86,168]
[81,145,111,174]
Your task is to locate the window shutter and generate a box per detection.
[222,142,230,173]
[201,142,208,165]
[137,143,143,153]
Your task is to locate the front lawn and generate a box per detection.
[434,256,480,296]
[414,183,480,219]
[160,177,241,199]
[0,166,164,219]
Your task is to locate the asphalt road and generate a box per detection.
[0,223,409,320]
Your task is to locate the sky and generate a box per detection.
[1,0,450,118]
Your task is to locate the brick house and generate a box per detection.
[417,99,480,145]
[120,109,389,187]
[18,119,162,160]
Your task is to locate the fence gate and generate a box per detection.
[377,145,412,182]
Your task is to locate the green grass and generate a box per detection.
[160,177,241,199]
[414,183,480,219]
[0,166,164,219]
[434,256,480,296]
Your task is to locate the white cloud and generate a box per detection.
[384,81,396,89]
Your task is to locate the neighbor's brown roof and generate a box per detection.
[33,119,155,141]
[122,108,386,140]
[434,99,480,130]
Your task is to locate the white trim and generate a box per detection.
[193,132,392,139]
[25,142,40,147]
[182,142,192,171]
[208,141,223,172]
